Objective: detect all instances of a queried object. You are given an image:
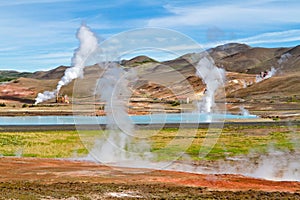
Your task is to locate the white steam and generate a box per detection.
[239,105,250,116]
[87,63,153,165]
[264,67,277,79]
[249,150,300,181]
[196,57,226,113]
[163,151,300,182]
[255,67,277,83]
[57,25,98,92]
[278,53,292,65]
[35,24,99,104]
[211,148,300,182]
[35,90,57,105]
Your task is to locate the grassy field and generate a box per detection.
[0,125,299,161]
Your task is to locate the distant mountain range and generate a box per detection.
[1,43,299,80]
[0,70,32,82]
[0,43,299,114]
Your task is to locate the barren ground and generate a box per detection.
[1,157,300,199]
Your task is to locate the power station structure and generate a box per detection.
[56,94,70,104]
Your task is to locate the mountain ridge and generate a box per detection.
[1,43,299,76]
[0,43,299,115]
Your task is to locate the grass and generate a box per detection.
[0,125,299,161]
[0,131,91,158]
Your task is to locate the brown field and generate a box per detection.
[1,157,300,199]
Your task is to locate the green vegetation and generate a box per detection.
[0,125,299,160]
[287,95,300,103]
[171,100,180,106]
[0,131,91,158]
[0,70,32,82]
[22,104,28,108]
[0,77,14,82]
[134,57,157,64]
[141,125,299,161]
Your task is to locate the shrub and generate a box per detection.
[0,103,6,107]
[171,101,180,106]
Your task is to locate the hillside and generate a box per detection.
[0,70,32,82]
[121,55,158,67]
[211,44,300,74]
[0,43,299,117]
[31,66,68,80]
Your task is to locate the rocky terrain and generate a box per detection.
[0,43,299,118]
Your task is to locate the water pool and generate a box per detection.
[0,113,257,125]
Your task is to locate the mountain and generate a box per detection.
[0,70,32,82]
[0,43,299,117]
[121,55,158,67]
[208,43,251,60]
[31,66,68,80]
[211,44,300,74]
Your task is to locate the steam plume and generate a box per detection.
[88,63,152,164]
[239,105,250,116]
[278,53,292,65]
[196,57,226,113]
[35,24,98,104]
[255,67,277,83]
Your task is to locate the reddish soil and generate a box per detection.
[1,157,300,199]
[0,83,35,104]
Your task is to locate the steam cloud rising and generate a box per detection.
[87,64,153,164]
[35,24,98,104]
[255,67,277,83]
[196,57,226,113]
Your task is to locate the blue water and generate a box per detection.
[0,113,257,125]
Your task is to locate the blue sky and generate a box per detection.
[1,0,300,72]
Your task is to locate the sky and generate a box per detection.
[0,0,300,72]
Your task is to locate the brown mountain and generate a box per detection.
[0,43,299,117]
[31,65,68,80]
[211,44,300,74]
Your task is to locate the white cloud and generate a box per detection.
[0,0,115,71]
[147,1,300,29]
[1,0,300,71]
[31,52,73,60]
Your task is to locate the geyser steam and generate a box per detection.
[196,57,226,113]
[88,63,152,164]
[35,24,98,104]
[255,67,277,83]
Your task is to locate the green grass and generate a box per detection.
[139,125,300,161]
[0,125,299,161]
[0,130,94,158]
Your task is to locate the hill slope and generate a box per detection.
[0,70,32,82]
[0,43,299,117]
